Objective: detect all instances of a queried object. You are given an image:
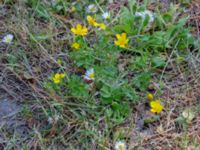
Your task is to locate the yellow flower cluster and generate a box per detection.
[70,16,107,50]
[52,73,65,84]
[70,14,130,49]
[70,16,106,37]
[147,93,163,114]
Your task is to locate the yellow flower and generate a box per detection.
[87,15,99,26]
[71,24,88,36]
[52,73,65,84]
[98,23,106,30]
[147,93,154,101]
[87,16,106,30]
[150,100,163,113]
[71,42,80,49]
[114,33,129,48]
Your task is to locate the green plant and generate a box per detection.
[39,0,200,148]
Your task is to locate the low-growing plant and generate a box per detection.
[44,0,199,124]
[39,0,200,148]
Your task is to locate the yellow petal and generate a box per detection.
[54,74,60,79]
[150,108,156,113]
[122,33,127,38]
[87,15,92,21]
[87,16,93,25]
[147,93,154,101]
[77,24,82,29]
[60,74,65,78]
[116,34,121,39]
[93,22,99,27]
[98,23,106,30]
[114,40,119,46]
[71,42,80,49]
[82,27,88,32]
[71,28,76,33]
[119,44,125,48]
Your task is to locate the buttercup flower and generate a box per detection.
[102,12,110,19]
[52,73,65,84]
[71,42,80,49]
[115,141,126,150]
[147,93,154,101]
[87,15,99,27]
[84,68,94,81]
[150,100,163,113]
[87,4,98,14]
[114,33,129,48]
[98,23,106,30]
[2,34,14,44]
[71,24,88,36]
[87,16,106,30]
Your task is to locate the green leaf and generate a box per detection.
[176,17,188,28]
[152,57,166,68]
[33,33,52,41]
[100,85,112,99]
[36,5,50,19]
[133,72,151,91]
